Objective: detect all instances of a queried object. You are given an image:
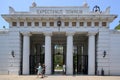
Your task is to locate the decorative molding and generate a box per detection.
[110,30,120,34]
[0,29,9,34]
[88,31,98,36]
[44,32,52,36]
[21,32,31,36]
[66,31,75,36]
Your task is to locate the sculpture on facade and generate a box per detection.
[93,5,101,12]
[9,6,15,14]
[32,2,37,7]
[105,6,110,14]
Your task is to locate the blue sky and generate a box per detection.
[0,0,119,29]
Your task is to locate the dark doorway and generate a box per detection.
[30,44,45,74]
[73,46,88,75]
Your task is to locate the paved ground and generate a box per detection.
[0,75,120,80]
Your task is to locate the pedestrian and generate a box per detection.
[41,64,46,78]
[63,64,66,74]
[37,63,42,77]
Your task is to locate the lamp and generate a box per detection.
[57,17,61,31]
[103,50,106,58]
[11,50,15,58]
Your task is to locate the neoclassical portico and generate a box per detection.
[21,31,97,75]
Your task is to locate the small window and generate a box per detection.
[35,22,39,26]
[20,22,24,26]
[87,22,91,26]
[64,22,69,26]
[79,22,84,26]
[94,22,99,26]
[42,22,46,26]
[12,22,17,26]
[72,22,76,26]
[102,22,106,26]
[50,22,54,26]
[27,22,31,26]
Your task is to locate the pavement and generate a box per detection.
[0,75,120,80]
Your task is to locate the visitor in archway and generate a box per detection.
[63,64,66,74]
[41,64,46,78]
[37,63,42,77]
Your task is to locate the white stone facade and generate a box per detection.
[0,2,120,75]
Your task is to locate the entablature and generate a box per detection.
[2,14,117,22]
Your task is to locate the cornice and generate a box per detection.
[2,14,117,22]
[0,29,9,34]
[110,30,120,34]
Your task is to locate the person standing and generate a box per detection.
[37,63,42,77]
[63,64,66,74]
[41,64,46,78]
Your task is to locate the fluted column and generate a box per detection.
[44,32,52,74]
[66,32,74,75]
[88,31,96,75]
[22,32,31,75]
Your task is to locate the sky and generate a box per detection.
[0,0,119,29]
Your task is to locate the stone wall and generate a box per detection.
[96,28,110,75]
[7,29,21,75]
[109,30,120,75]
[0,29,9,74]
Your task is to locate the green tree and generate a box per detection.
[115,21,120,30]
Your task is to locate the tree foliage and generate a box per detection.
[115,24,120,30]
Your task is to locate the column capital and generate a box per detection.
[44,32,52,36]
[66,32,75,36]
[88,31,98,36]
[21,32,31,36]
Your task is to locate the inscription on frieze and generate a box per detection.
[36,9,83,15]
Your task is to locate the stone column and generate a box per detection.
[66,32,74,75]
[44,32,52,74]
[88,31,96,75]
[22,32,31,75]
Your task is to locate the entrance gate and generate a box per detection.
[30,44,45,74]
[52,45,66,74]
[73,46,88,75]
[29,34,88,75]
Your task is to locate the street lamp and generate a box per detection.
[11,50,15,58]
[103,50,106,58]
[57,17,61,31]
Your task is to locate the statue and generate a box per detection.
[82,0,88,7]
[9,6,15,14]
[105,6,110,14]
[93,5,100,12]
[32,2,37,7]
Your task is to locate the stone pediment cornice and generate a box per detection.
[0,29,9,34]
[1,5,117,23]
[110,30,120,34]
[2,14,117,22]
